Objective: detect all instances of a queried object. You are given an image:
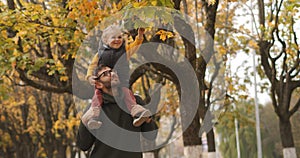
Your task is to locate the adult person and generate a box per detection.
[86,25,151,129]
[77,65,158,158]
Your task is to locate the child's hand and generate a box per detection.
[88,76,96,85]
[137,28,145,38]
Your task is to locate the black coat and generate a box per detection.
[97,43,130,86]
[77,92,157,158]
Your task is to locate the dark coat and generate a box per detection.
[97,43,129,86]
[77,92,157,158]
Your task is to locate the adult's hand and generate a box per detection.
[88,76,96,85]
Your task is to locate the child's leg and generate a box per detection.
[121,87,136,111]
[91,89,103,108]
[87,89,103,129]
[121,87,152,127]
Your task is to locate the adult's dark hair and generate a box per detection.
[92,64,109,77]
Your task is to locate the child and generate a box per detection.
[86,25,151,129]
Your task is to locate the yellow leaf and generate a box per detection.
[112,2,117,10]
[156,30,163,35]
[1,30,7,38]
[117,2,122,10]
[156,30,173,41]
[151,1,157,6]
[72,53,76,59]
[208,0,216,5]
[248,40,258,49]
[60,76,68,81]
[133,2,140,8]
[219,46,227,55]
[267,21,275,27]
[160,34,167,41]
[166,32,174,38]
[140,1,148,6]
[1,116,5,122]
[228,84,234,92]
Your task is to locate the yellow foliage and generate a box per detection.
[228,84,235,92]
[1,132,13,148]
[208,0,216,5]
[66,117,80,130]
[151,1,158,6]
[156,30,174,41]
[248,40,258,49]
[60,76,68,82]
[218,45,227,55]
[53,120,65,130]
[267,21,275,27]
[1,30,6,38]
[67,0,105,30]
[1,115,5,122]
[133,1,148,8]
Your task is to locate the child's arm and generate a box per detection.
[86,54,99,85]
[125,28,145,60]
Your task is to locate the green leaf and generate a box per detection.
[48,69,56,75]
[143,7,156,18]
[134,19,149,28]
[32,14,40,21]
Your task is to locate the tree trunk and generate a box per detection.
[173,6,202,156]
[7,0,15,9]
[279,117,297,158]
[207,152,217,158]
[182,110,202,146]
[143,152,155,158]
[182,113,202,157]
[184,145,203,158]
[207,129,216,152]
[56,144,67,158]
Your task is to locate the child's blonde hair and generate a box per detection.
[101,25,123,44]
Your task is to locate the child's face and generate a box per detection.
[106,33,123,49]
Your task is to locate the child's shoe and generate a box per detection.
[87,119,102,129]
[131,104,152,127]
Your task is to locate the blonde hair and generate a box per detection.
[101,25,123,44]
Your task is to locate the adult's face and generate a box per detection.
[95,67,120,90]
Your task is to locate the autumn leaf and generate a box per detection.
[248,40,258,49]
[155,30,174,41]
[208,0,216,5]
[60,76,68,82]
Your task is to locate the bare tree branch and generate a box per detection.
[173,0,181,10]
[206,56,221,109]
[289,18,300,78]
[258,0,265,38]
[17,68,72,93]
[244,2,261,38]
[15,0,23,9]
[289,97,300,117]
[7,0,15,10]
[271,80,279,115]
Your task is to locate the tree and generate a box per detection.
[0,0,85,96]
[0,77,79,158]
[1,0,223,157]
[170,0,221,157]
[256,0,300,157]
[72,0,222,157]
[216,100,282,158]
